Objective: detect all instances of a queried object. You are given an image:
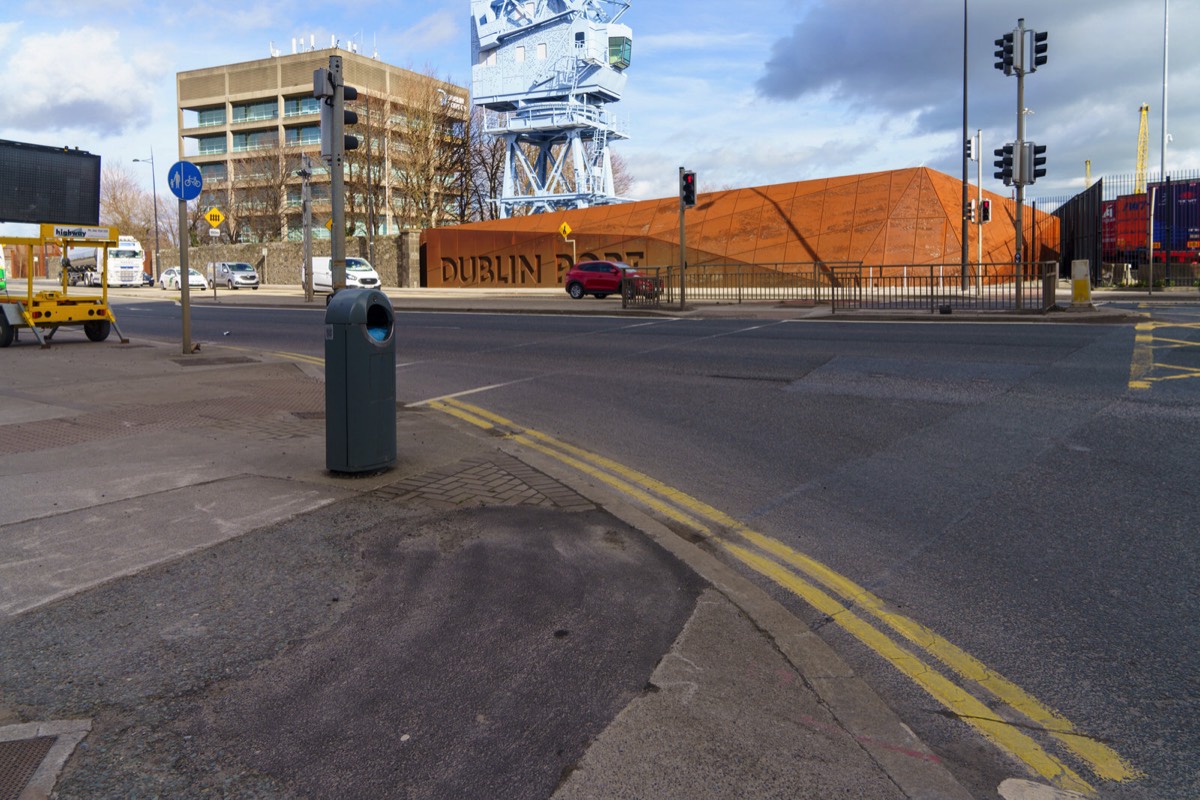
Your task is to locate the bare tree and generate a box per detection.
[100,163,154,245]
[468,106,505,221]
[384,69,469,231]
[610,149,634,198]
[227,148,301,242]
[344,92,390,240]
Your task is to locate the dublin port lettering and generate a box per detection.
[439,251,645,288]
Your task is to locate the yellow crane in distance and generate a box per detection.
[1135,103,1150,194]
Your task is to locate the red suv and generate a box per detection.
[564,260,637,299]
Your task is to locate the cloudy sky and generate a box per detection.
[1,0,1196,221]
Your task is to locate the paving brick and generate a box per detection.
[371,455,593,511]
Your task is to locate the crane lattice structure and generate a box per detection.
[1136,103,1150,194]
[471,0,633,218]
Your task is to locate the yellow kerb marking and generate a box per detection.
[438,397,1141,789]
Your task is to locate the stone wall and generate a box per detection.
[156,233,421,287]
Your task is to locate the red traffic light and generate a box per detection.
[680,170,697,207]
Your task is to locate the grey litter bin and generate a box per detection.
[324,288,397,473]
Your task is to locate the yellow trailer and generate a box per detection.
[0,224,129,348]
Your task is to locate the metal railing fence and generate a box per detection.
[623,262,1059,314]
[826,263,1058,313]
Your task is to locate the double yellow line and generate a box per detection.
[431,396,1141,796]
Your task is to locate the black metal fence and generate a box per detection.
[641,262,859,305]
[620,274,665,309]
[1034,169,1200,287]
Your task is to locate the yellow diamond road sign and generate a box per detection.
[205,207,225,228]
[559,222,572,239]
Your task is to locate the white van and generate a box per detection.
[304,257,381,292]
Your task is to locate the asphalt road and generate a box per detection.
[113,298,1200,799]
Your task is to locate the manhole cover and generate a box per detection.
[0,736,55,800]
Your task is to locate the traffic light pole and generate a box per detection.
[994,18,1049,309]
[678,167,686,310]
[961,0,969,292]
[976,129,984,295]
[1015,29,1026,265]
[298,155,314,303]
[329,55,348,293]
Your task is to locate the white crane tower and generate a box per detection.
[471,0,632,218]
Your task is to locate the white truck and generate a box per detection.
[65,236,146,287]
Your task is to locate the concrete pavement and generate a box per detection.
[1,283,1154,798]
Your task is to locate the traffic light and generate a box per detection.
[993,144,1015,186]
[1030,31,1048,72]
[316,68,334,160]
[1022,142,1047,184]
[342,85,360,153]
[980,199,992,224]
[993,32,1015,76]
[965,137,975,162]
[680,170,697,207]
[314,67,360,162]
[966,199,976,222]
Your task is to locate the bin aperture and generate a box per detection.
[365,302,392,343]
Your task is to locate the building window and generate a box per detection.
[197,135,226,155]
[285,126,320,146]
[199,162,228,182]
[232,131,278,152]
[284,97,319,117]
[197,107,226,127]
[232,100,278,123]
[538,42,547,59]
[515,46,525,63]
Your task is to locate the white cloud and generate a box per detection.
[402,10,460,52]
[2,26,164,137]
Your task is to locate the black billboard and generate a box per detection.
[0,139,101,225]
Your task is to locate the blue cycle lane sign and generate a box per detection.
[167,161,203,201]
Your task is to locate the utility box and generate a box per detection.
[324,289,396,473]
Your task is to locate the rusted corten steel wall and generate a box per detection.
[422,167,1059,288]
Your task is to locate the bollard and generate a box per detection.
[1070,260,1093,310]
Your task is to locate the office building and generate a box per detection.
[177,46,468,243]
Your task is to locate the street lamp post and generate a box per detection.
[134,151,161,278]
